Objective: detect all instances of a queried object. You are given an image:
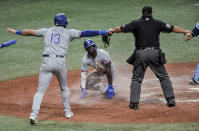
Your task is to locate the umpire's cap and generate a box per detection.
[54,13,68,27]
[142,6,152,15]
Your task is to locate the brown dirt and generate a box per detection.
[0,63,199,123]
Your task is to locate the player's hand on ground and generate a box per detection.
[80,88,87,99]
[184,32,192,41]
[7,28,16,34]
[103,85,115,99]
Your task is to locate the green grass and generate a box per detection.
[0,115,199,131]
[0,0,198,81]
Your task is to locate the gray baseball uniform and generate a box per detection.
[30,26,81,119]
[81,48,115,93]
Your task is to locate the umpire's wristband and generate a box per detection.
[16,30,22,35]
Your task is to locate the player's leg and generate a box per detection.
[130,59,147,109]
[149,56,175,107]
[188,63,199,84]
[54,63,73,118]
[130,49,148,109]
[30,68,53,123]
[86,70,105,91]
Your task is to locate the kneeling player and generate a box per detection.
[80,39,115,99]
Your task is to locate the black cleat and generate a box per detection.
[166,97,176,107]
[129,102,139,110]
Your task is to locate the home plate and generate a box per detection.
[194,3,199,6]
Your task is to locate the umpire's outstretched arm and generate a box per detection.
[110,26,191,35]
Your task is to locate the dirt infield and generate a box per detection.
[0,63,199,123]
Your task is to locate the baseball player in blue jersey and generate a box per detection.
[7,13,112,124]
[80,39,115,99]
[0,40,17,49]
[185,22,199,84]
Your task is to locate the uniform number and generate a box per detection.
[50,33,61,45]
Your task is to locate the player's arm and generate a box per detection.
[7,28,36,36]
[185,23,199,41]
[110,21,136,34]
[80,58,89,99]
[109,26,122,33]
[173,26,191,35]
[81,71,87,89]
[104,62,113,86]
[0,40,17,49]
[80,71,87,99]
[80,30,112,37]
[103,61,115,98]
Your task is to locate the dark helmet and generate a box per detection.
[54,13,68,27]
[84,39,97,51]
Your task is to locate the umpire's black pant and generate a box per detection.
[130,48,175,104]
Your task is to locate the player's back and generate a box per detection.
[35,26,81,56]
[42,27,72,56]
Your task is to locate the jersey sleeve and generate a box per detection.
[98,49,112,65]
[120,21,136,33]
[35,28,48,36]
[196,22,199,30]
[80,55,89,72]
[69,29,81,41]
[158,20,174,33]
[192,22,199,37]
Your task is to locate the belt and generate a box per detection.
[43,54,64,58]
[136,47,159,50]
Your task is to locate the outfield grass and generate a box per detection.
[0,0,199,130]
[0,115,199,131]
[0,0,198,81]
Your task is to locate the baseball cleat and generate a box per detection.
[166,97,176,107]
[80,88,87,99]
[65,111,74,118]
[188,79,198,85]
[129,103,138,110]
[30,116,37,124]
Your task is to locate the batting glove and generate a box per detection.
[104,85,115,99]
[80,88,87,99]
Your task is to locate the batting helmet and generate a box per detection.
[84,39,97,51]
[54,13,68,27]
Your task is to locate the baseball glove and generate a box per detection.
[102,34,111,48]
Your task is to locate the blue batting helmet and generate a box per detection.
[54,13,68,27]
[84,39,97,51]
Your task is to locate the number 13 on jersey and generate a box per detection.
[50,33,61,45]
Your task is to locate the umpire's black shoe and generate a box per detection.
[166,97,176,107]
[129,102,138,110]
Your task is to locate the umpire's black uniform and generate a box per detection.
[120,6,175,109]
